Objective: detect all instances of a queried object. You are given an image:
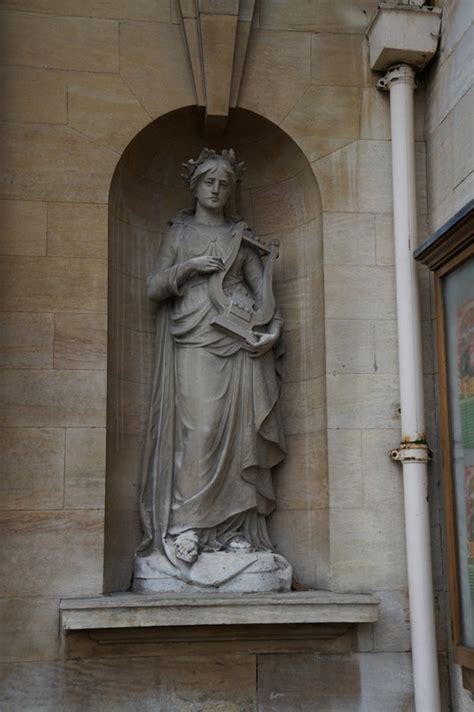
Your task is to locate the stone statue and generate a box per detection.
[132,148,292,593]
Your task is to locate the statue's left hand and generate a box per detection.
[243,331,278,358]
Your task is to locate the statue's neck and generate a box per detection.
[194,202,225,226]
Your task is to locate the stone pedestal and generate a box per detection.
[133,550,292,593]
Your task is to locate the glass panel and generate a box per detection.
[443,255,474,648]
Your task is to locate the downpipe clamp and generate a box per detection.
[389,439,432,464]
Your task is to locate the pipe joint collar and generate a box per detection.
[389,440,432,464]
[377,63,417,91]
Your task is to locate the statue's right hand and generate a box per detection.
[188,256,225,274]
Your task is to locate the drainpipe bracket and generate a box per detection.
[377,63,417,91]
[389,441,432,463]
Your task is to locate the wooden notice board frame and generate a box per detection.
[415,200,474,692]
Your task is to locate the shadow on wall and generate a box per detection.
[104,106,328,593]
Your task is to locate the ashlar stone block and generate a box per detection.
[323,212,376,266]
[311,33,368,87]
[327,429,364,509]
[269,509,329,589]
[282,86,361,162]
[67,74,151,155]
[0,597,59,663]
[0,123,117,203]
[0,256,106,313]
[54,313,107,370]
[330,506,407,592]
[274,430,328,511]
[47,203,107,259]
[65,427,106,510]
[327,373,400,430]
[0,510,104,597]
[0,66,67,124]
[280,377,326,436]
[0,11,119,72]
[119,21,195,117]
[0,313,53,369]
[0,199,47,257]
[238,29,311,125]
[0,1,171,21]
[259,0,378,34]
[325,319,376,375]
[0,369,106,427]
[325,264,396,320]
[0,427,64,510]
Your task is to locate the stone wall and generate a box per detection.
[425,1,474,710]
[0,0,457,709]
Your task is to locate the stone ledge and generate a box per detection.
[60,591,379,631]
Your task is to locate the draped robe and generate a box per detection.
[136,211,286,574]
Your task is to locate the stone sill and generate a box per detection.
[60,591,379,632]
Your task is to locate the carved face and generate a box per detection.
[194,162,233,211]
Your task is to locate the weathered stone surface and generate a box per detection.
[313,140,392,214]
[259,0,377,33]
[426,86,473,228]
[331,506,407,592]
[280,377,326,436]
[328,429,363,509]
[327,373,400,430]
[274,430,328,510]
[275,271,324,330]
[311,33,368,87]
[0,123,117,203]
[47,202,107,259]
[269,509,329,589]
[0,655,257,711]
[54,313,107,370]
[374,319,435,375]
[120,21,195,117]
[67,74,151,154]
[65,428,106,509]
[0,199,47,256]
[325,265,396,320]
[282,86,361,162]
[0,370,106,427]
[0,0,171,20]
[373,590,411,652]
[426,23,474,133]
[0,510,104,597]
[0,427,64,510]
[280,321,325,383]
[360,430,403,510]
[250,175,311,234]
[0,313,53,369]
[0,597,59,663]
[0,11,119,72]
[323,212,375,266]
[0,65,67,124]
[238,29,311,125]
[326,319,375,375]
[0,256,106,313]
[258,652,414,711]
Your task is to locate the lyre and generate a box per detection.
[208,222,280,344]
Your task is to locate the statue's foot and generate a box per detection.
[175,530,199,563]
[225,534,253,552]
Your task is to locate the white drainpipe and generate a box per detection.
[378,63,441,712]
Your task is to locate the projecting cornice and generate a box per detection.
[178,0,256,129]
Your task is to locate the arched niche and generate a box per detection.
[104,106,328,593]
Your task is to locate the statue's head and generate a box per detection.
[182,149,245,211]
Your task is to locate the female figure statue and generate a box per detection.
[133,149,291,593]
